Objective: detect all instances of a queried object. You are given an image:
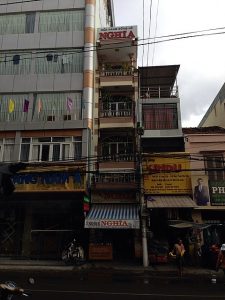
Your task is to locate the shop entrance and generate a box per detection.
[109,229,134,261]
[89,229,135,261]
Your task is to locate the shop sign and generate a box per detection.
[85,219,140,229]
[13,172,85,192]
[98,26,137,41]
[143,154,192,194]
[209,181,225,205]
[92,192,136,203]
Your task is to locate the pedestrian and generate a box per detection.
[172,239,186,277]
[216,244,225,281]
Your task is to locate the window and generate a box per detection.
[101,136,133,160]
[1,138,15,162]
[39,10,84,32]
[20,137,82,162]
[33,92,82,122]
[0,94,29,122]
[0,53,31,75]
[35,50,83,74]
[0,13,35,35]
[142,103,178,130]
[204,154,225,181]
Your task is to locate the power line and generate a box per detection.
[1,27,225,65]
[147,0,153,66]
[152,0,159,65]
[142,0,145,67]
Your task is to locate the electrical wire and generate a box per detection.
[147,0,153,66]
[142,0,145,67]
[1,27,225,65]
[151,0,159,65]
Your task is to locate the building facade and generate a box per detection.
[137,66,198,264]
[84,25,141,262]
[0,0,114,259]
[199,82,225,128]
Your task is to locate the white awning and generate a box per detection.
[85,204,140,229]
[147,195,197,208]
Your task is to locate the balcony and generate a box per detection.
[99,96,134,128]
[91,172,137,191]
[98,65,137,88]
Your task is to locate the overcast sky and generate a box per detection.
[113,0,225,127]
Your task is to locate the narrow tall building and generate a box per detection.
[0,0,114,259]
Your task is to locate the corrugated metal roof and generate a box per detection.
[147,195,196,208]
[86,204,139,220]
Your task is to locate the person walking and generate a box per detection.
[216,244,225,282]
[173,239,186,277]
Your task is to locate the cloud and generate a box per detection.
[113,0,225,127]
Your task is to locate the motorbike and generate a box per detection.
[62,238,85,266]
[0,281,29,300]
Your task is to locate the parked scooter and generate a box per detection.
[0,281,29,300]
[62,238,85,265]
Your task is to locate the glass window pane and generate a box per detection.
[62,144,70,160]
[20,144,30,161]
[25,13,35,33]
[41,145,50,161]
[52,144,60,161]
[3,145,14,162]
[32,145,40,161]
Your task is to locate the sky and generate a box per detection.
[113,0,225,127]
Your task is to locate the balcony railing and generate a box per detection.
[100,69,134,77]
[140,86,179,99]
[101,154,134,162]
[93,173,136,184]
[100,109,132,118]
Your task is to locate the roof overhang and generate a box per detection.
[85,204,140,229]
[139,65,180,96]
[147,195,196,208]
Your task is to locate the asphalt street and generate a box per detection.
[0,268,225,300]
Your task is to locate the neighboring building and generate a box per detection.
[84,25,141,262]
[0,0,114,259]
[138,66,197,263]
[183,126,225,248]
[199,83,225,128]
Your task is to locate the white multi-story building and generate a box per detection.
[0,0,114,260]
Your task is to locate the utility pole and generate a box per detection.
[137,125,149,267]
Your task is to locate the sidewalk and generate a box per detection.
[0,258,219,278]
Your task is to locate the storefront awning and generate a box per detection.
[168,220,210,229]
[85,204,140,229]
[147,195,197,208]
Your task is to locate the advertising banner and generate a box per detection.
[13,171,85,192]
[209,181,225,206]
[143,154,192,194]
[191,175,210,206]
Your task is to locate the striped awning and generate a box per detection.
[147,195,197,208]
[85,204,140,229]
